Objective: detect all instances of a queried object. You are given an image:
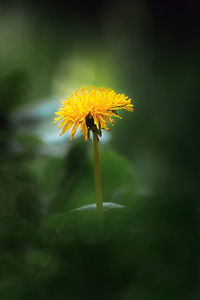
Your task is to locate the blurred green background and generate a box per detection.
[0,0,199,299]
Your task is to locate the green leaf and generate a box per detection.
[100,149,133,201]
[26,250,53,267]
[24,155,63,198]
[0,171,24,216]
[44,202,126,231]
[72,202,126,212]
[58,149,133,211]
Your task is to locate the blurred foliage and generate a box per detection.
[0,0,199,299]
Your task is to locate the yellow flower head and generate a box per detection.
[54,87,134,141]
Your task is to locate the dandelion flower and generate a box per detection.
[54,86,134,231]
[53,86,134,141]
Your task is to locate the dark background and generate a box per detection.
[0,0,199,299]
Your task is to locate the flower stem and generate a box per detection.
[93,131,104,230]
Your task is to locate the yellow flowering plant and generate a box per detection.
[54,87,134,229]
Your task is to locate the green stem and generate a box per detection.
[93,131,104,230]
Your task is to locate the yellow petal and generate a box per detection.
[70,122,79,141]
